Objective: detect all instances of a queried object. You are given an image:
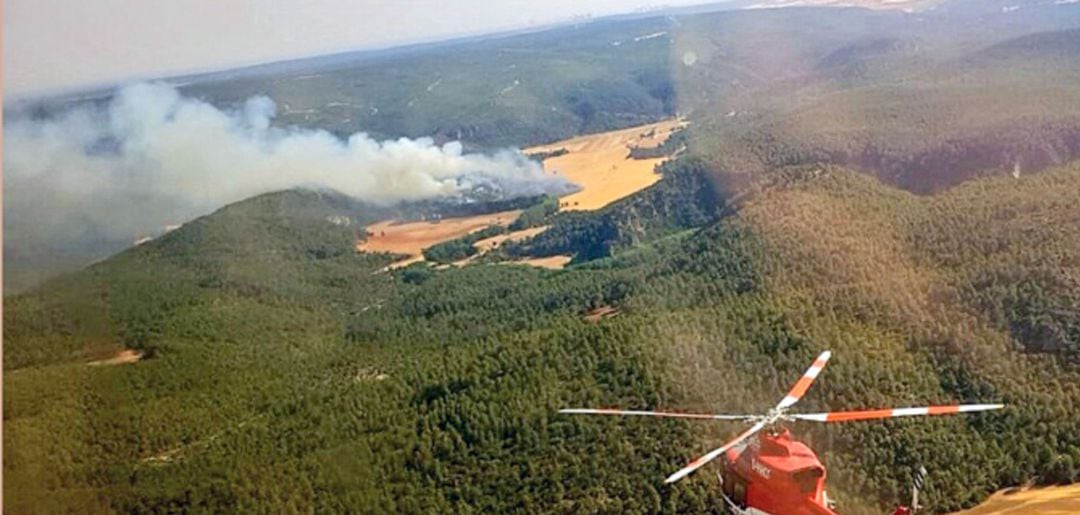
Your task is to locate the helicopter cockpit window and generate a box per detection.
[732,480,748,507]
[793,468,825,495]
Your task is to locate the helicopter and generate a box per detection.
[560,351,1003,514]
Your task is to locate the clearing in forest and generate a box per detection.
[356,118,684,269]
[583,305,621,322]
[953,484,1080,514]
[525,117,686,211]
[87,349,144,366]
[357,210,521,269]
[511,255,573,269]
[450,226,553,267]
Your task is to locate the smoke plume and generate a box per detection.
[4,82,573,277]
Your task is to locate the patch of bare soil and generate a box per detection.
[511,255,573,269]
[87,349,143,366]
[583,305,621,323]
[952,484,1080,514]
[355,367,390,382]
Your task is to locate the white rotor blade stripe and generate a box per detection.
[776,351,832,410]
[559,408,753,420]
[792,404,1004,423]
[664,421,767,484]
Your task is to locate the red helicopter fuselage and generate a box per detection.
[720,429,836,515]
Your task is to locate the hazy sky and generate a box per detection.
[4,0,710,97]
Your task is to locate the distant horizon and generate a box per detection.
[4,13,611,103]
[4,0,725,99]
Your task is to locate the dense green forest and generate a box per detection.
[7,156,1080,512]
[507,156,725,263]
[7,1,1080,513]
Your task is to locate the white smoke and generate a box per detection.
[4,82,573,264]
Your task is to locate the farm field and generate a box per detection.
[357,210,521,268]
[526,118,686,211]
[450,226,555,267]
[473,225,551,253]
[954,484,1080,514]
[355,119,685,268]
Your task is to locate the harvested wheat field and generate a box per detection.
[357,120,683,270]
[357,210,521,268]
[953,485,1080,514]
[450,226,553,267]
[525,118,686,211]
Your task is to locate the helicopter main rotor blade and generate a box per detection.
[791,404,1004,422]
[776,350,832,410]
[664,421,768,484]
[558,408,755,420]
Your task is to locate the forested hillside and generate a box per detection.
[7,1,1080,513]
[507,156,726,262]
[11,0,1080,293]
[7,155,1080,513]
[682,20,1080,192]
